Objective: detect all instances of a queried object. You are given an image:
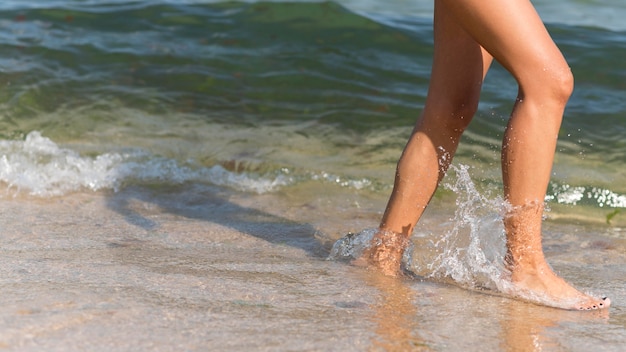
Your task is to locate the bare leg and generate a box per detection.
[442,0,609,311]
[359,2,493,276]
[362,0,610,310]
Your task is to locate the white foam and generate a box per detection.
[547,182,626,208]
[311,171,373,190]
[0,131,122,196]
[0,131,292,197]
[203,164,291,194]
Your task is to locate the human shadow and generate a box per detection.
[104,183,329,257]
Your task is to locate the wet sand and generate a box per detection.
[1,185,625,351]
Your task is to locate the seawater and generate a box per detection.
[0,0,625,350]
[0,0,624,220]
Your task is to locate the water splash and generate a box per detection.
[417,164,507,290]
[330,164,507,291]
[328,228,376,261]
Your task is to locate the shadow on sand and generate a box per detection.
[104,183,331,257]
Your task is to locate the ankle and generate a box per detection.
[373,229,410,249]
[505,242,547,261]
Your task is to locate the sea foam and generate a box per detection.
[0,131,291,196]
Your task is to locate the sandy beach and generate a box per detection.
[0,186,623,351]
[0,186,380,351]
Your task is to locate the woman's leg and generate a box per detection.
[359,2,493,275]
[440,0,608,310]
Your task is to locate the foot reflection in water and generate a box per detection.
[500,299,609,351]
[362,272,428,351]
[359,270,610,351]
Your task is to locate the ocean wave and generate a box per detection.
[0,131,393,197]
[0,131,292,196]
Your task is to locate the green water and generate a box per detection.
[0,1,624,223]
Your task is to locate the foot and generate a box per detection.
[502,202,610,310]
[502,260,610,311]
[354,231,409,277]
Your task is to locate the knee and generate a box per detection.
[422,91,480,136]
[419,102,476,140]
[548,66,574,104]
[523,64,574,107]
[442,99,479,134]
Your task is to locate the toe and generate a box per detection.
[577,297,610,311]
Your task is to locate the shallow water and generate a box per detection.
[0,0,625,350]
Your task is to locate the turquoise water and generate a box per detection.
[0,1,625,350]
